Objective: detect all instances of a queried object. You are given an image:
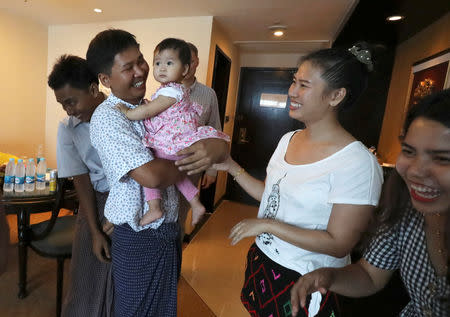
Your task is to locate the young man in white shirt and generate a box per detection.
[87,29,228,317]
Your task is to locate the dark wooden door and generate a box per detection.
[199,46,231,212]
[211,45,231,128]
[226,67,303,205]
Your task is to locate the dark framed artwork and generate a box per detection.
[405,48,450,111]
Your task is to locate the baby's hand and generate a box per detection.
[115,103,129,116]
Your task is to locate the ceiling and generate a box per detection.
[2,0,448,53]
[1,0,358,53]
[334,0,449,47]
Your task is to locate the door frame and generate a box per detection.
[211,45,232,127]
[225,66,297,204]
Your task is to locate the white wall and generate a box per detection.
[45,16,214,167]
[240,52,303,68]
[0,10,48,160]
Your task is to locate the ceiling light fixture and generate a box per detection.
[94,8,102,13]
[273,30,284,37]
[269,24,287,37]
[386,15,404,21]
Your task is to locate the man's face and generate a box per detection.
[99,46,149,105]
[184,49,199,80]
[54,84,98,122]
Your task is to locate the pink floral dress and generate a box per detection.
[143,82,229,155]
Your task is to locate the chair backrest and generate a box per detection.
[29,178,77,241]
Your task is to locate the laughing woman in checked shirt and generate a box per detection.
[291,89,450,317]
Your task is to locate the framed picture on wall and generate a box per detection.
[405,48,450,111]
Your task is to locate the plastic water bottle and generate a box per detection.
[3,158,16,192]
[36,158,47,190]
[14,159,25,192]
[36,144,44,164]
[25,158,36,192]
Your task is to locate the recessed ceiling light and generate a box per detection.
[268,24,287,37]
[94,8,102,13]
[386,15,404,21]
[273,30,284,37]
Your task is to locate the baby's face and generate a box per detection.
[153,49,189,84]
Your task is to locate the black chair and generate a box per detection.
[27,178,78,317]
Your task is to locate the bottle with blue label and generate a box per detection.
[36,158,47,190]
[25,158,36,192]
[36,144,44,164]
[3,158,16,192]
[14,159,25,192]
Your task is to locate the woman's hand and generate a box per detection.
[290,268,335,316]
[229,218,269,245]
[175,138,228,175]
[212,155,236,173]
[291,268,334,316]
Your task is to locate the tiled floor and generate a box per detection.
[0,200,258,317]
[0,232,68,317]
[1,200,411,317]
[181,200,258,317]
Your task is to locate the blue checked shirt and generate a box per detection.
[90,93,180,231]
[56,117,109,193]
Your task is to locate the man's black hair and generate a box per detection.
[86,29,139,76]
[48,55,98,91]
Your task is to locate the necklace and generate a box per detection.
[424,212,449,276]
[434,213,448,273]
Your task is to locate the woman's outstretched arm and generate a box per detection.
[213,155,265,202]
[290,259,394,316]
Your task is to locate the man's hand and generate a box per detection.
[92,231,111,263]
[175,139,228,175]
[102,220,114,236]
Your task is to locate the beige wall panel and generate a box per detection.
[378,13,450,163]
[207,19,241,204]
[0,10,48,161]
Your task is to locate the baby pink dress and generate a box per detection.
[143,82,229,155]
[142,82,229,204]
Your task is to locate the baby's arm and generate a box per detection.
[115,95,177,120]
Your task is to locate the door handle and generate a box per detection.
[238,127,250,144]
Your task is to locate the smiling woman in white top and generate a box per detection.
[213,43,383,317]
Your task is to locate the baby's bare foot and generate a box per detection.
[140,200,163,226]
[190,196,206,226]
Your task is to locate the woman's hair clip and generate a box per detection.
[348,45,373,71]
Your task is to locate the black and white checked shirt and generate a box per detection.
[364,205,449,317]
